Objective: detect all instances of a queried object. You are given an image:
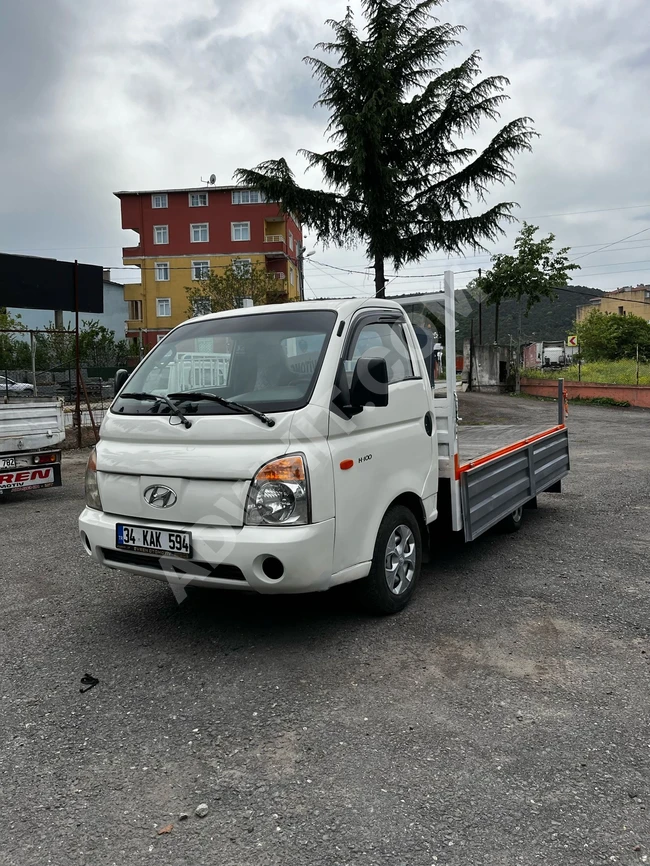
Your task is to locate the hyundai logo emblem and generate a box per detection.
[143,485,177,508]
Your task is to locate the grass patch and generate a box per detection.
[570,396,631,408]
[522,359,650,386]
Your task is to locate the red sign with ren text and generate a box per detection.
[0,467,54,491]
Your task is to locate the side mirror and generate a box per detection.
[114,369,129,395]
[349,357,389,413]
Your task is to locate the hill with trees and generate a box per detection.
[452,284,605,349]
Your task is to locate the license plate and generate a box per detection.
[0,466,54,490]
[116,524,192,558]
[1,457,16,469]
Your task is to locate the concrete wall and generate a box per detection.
[463,341,511,391]
[521,378,650,409]
[8,280,128,339]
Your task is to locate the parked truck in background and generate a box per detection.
[541,341,567,368]
[524,341,576,370]
[0,399,65,495]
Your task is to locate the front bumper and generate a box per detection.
[79,508,336,594]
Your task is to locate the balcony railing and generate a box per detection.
[123,245,143,258]
[265,235,285,244]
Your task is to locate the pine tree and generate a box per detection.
[236,0,536,297]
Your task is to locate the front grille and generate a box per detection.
[100,548,246,582]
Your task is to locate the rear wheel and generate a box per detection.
[499,505,524,533]
[355,505,422,615]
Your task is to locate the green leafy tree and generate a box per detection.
[79,320,130,367]
[37,323,76,370]
[35,321,129,370]
[577,310,650,362]
[235,0,536,297]
[186,263,283,315]
[471,222,580,342]
[0,309,29,370]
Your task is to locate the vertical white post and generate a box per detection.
[444,270,463,532]
[444,269,456,415]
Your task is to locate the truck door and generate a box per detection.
[328,312,436,575]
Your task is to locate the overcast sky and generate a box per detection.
[1,0,649,299]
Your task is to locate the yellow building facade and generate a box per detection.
[577,286,650,323]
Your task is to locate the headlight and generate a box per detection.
[84,446,103,511]
[245,455,310,526]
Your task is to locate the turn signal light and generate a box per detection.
[255,456,305,483]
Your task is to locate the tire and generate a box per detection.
[499,505,524,533]
[355,505,422,615]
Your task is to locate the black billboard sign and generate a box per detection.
[0,253,104,313]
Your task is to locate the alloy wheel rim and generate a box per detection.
[384,524,416,595]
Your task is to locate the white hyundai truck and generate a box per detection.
[0,399,65,495]
[79,273,569,613]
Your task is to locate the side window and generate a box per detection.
[345,320,415,384]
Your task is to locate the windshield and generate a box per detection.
[113,309,337,417]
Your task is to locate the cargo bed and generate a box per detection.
[400,274,570,545]
[456,422,570,542]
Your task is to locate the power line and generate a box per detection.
[305,237,650,274]
[571,226,650,262]
[528,203,650,219]
[308,260,373,294]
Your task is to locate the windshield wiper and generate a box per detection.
[167,391,276,428]
[120,392,192,429]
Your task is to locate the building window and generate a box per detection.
[154,225,169,244]
[191,223,209,243]
[189,192,208,207]
[289,231,294,252]
[157,298,171,317]
[152,194,168,209]
[191,261,210,280]
[154,262,170,281]
[231,222,250,242]
[128,300,142,321]
[289,267,295,286]
[156,334,167,343]
[232,189,266,205]
[233,258,252,277]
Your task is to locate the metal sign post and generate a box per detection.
[74,260,82,448]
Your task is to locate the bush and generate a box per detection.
[576,310,650,362]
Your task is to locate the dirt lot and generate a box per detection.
[1,393,649,865]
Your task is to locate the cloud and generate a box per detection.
[0,0,649,295]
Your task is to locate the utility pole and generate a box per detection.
[74,260,82,448]
[478,268,482,344]
[297,244,315,301]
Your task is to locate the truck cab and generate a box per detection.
[80,298,437,613]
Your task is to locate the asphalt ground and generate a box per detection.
[1,393,649,865]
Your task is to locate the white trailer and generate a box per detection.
[0,399,65,494]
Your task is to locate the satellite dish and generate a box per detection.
[209,174,216,185]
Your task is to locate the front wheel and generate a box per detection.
[355,505,422,615]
